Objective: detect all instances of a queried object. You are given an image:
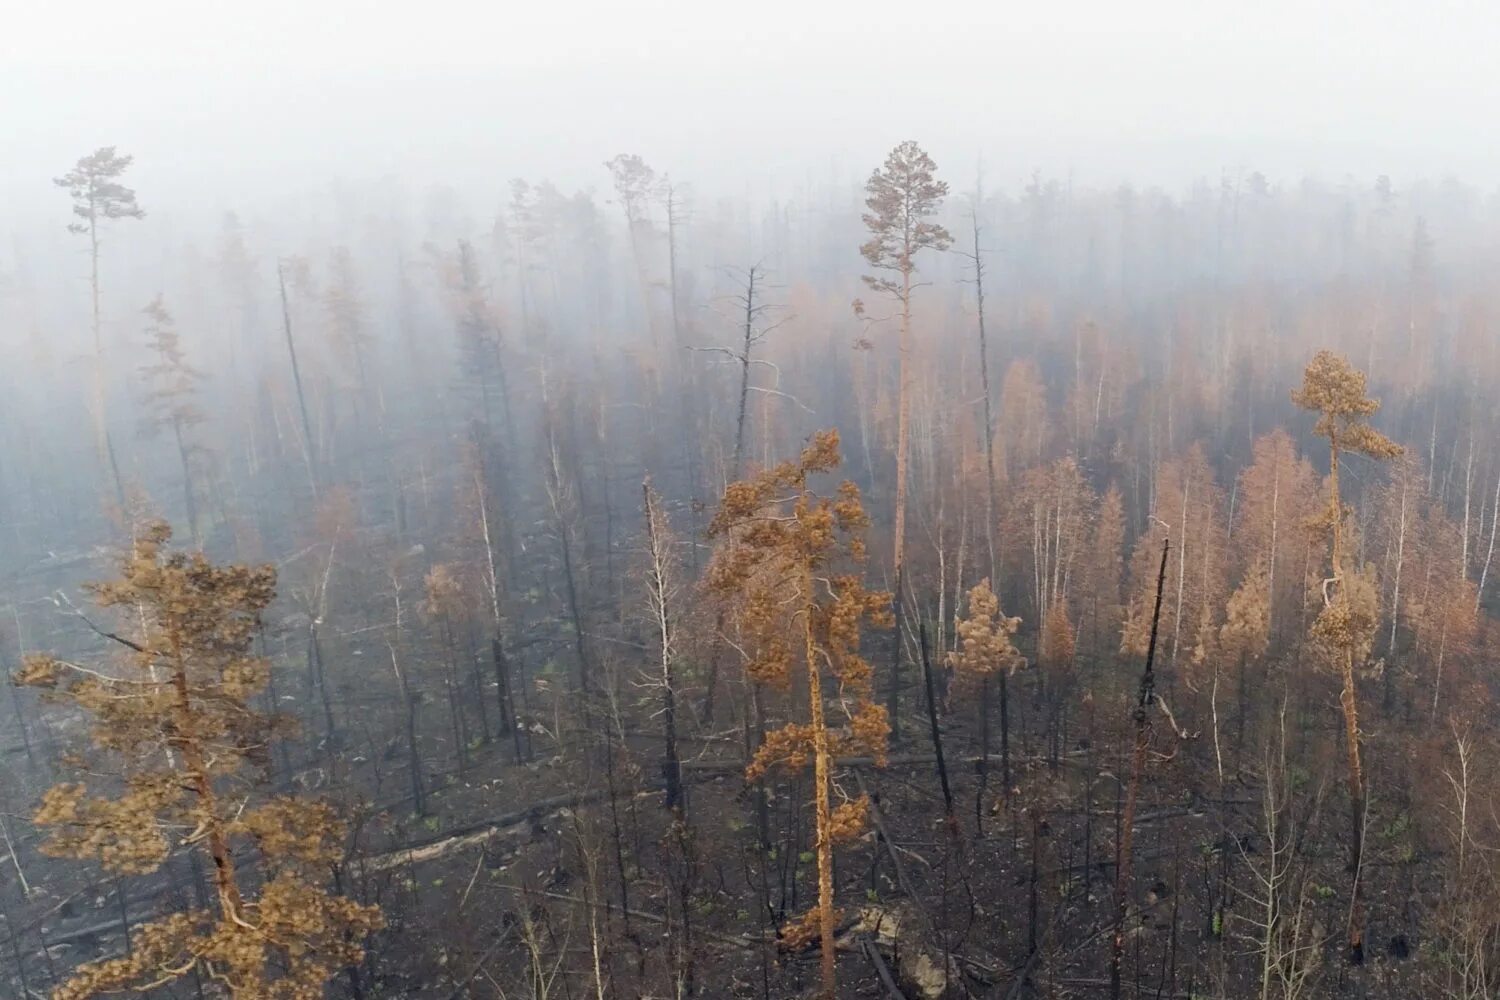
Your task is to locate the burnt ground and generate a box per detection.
[1,655,1450,1000]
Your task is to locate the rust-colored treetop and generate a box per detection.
[422,561,469,622]
[948,578,1025,681]
[1291,351,1397,671]
[708,429,874,594]
[1291,350,1403,460]
[19,522,277,776]
[707,429,893,777]
[15,523,382,999]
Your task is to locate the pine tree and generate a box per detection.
[139,296,208,545]
[1292,349,1401,961]
[55,146,145,502]
[857,141,951,740]
[16,523,381,998]
[948,578,1025,804]
[707,430,890,999]
[604,154,661,343]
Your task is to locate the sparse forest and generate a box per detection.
[7,139,1500,1000]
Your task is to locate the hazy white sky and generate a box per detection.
[5,0,1500,215]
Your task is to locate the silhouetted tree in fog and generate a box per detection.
[856,140,951,740]
[55,146,144,506]
[138,296,207,546]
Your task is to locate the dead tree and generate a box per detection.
[278,259,320,496]
[1111,537,1170,1000]
[642,479,683,810]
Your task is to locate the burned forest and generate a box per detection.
[7,107,1500,1000]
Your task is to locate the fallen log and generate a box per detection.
[363,781,670,870]
[861,936,909,999]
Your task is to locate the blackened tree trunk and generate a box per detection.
[1111,538,1170,1000]
[492,638,523,763]
[919,621,955,827]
